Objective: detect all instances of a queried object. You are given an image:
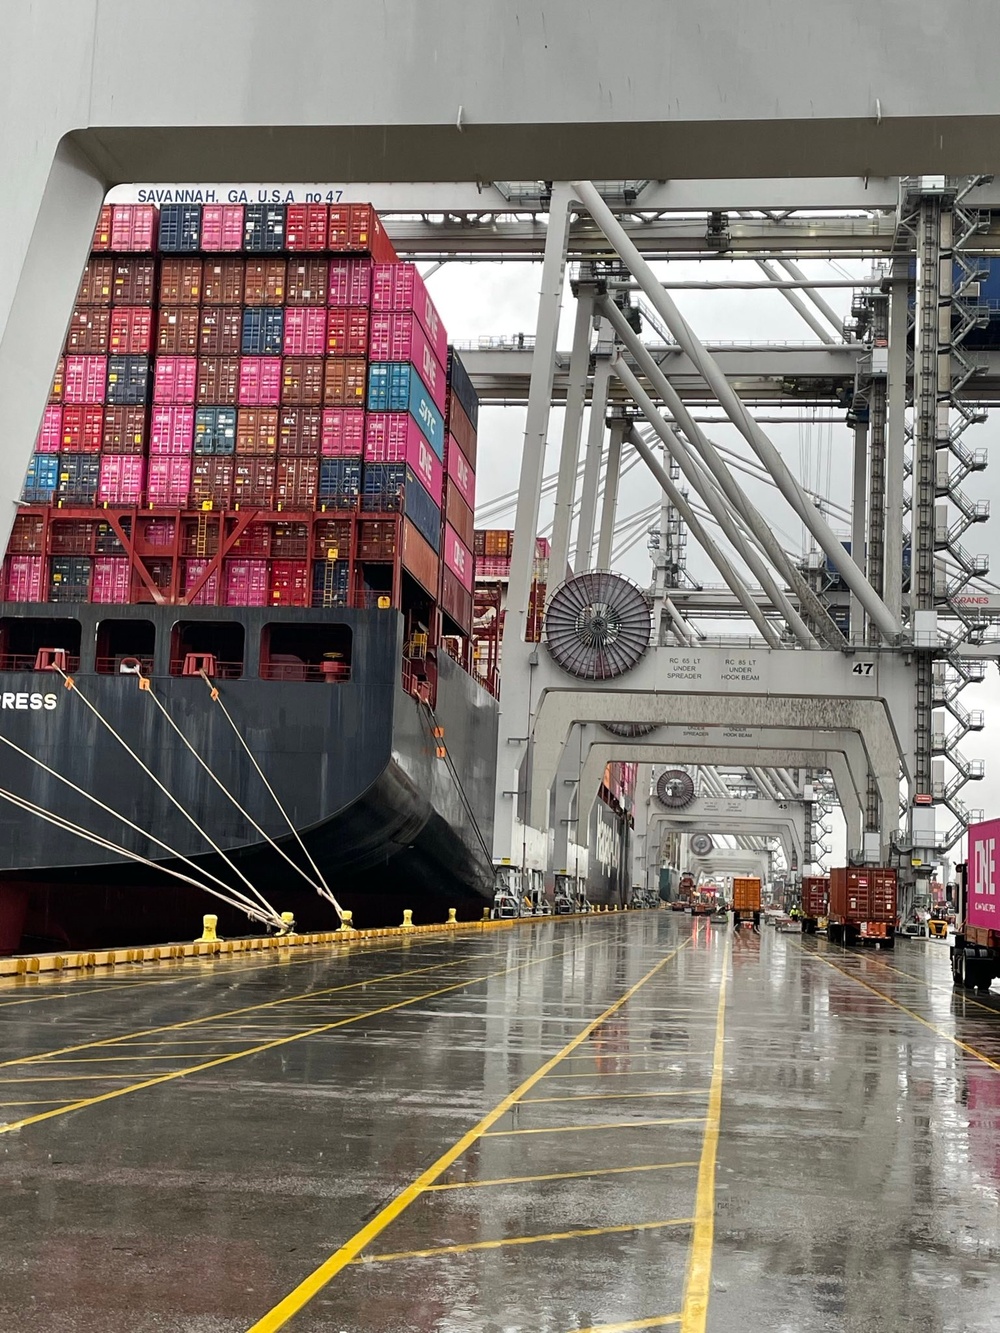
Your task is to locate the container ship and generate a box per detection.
[0,200,632,954]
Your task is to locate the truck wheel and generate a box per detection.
[956,952,976,989]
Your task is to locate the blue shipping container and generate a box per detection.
[319,458,362,503]
[194,406,237,455]
[403,468,442,550]
[242,308,284,356]
[311,560,350,606]
[366,362,445,461]
[21,453,59,502]
[106,355,150,405]
[56,453,101,499]
[158,204,202,252]
[244,204,286,253]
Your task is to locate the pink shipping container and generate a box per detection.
[147,456,192,507]
[153,356,198,405]
[446,438,476,511]
[321,407,365,457]
[91,557,132,604]
[150,405,195,455]
[223,558,270,606]
[37,405,63,453]
[110,204,158,252]
[443,524,475,592]
[283,308,327,357]
[365,413,443,501]
[61,404,104,453]
[63,355,107,404]
[238,357,282,406]
[328,259,372,307]
[968,818,1000,933]
[4,554,45,602]
[109,307,154,355]
[371,264,447,368]
[368,311,447,410]
[183,559,219,606]
[98,455,145,505]
[200,204,245,251]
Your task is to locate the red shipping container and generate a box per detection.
[447,398,477,469]
[446,437,476,510]
[102,405,146,454]
[321,408,365,457]
[368,312,447,410]
[244,258,286,306]
[270,559,309,607]
[183,559,219,606]
[200,204,245,252]
[326,307,369,356]
[371,263,447,368]
[190,458,234,509]
[286,258,329,306]
[282,357,325,406]
[63,356,107,405]
[98,455,145,505]
[236,408,279,455]
[276,458,319,507]
[233,458,276,507]
[160,257,203,305]
[440,565,473,635]
[197,356,241,405]
[328,258,372,307]
[401,520,439,598]
[112,258,156,305]
[154,357,198,405]
[77,257,115,306]
[283,308,327,357]
[48,357,65,405]
[150,405,195,455]
[66,307,111,354]
[323,357,367,407]
[286,204,329,251]
[443,524,474,592]
[109,307,154,355]
[278,408,322,456]
[91,556,132,604]
[4,554,45,602]
[91,204,113,253]
[110,204,158,252]
[157,307,201,355]
[223,558,269,606]
[801,877,829,919]
[201,259,243,305]
[198,307,242,357]
[239,357,283,406]
[829,867,897,925]
[37,405,62,454]
[147,456,192,507]
[364,413,443,501]
[444,482,475,549]
[8,515,46,554]
[327,204,397,263]
[61,404,104,453]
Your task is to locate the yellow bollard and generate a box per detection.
[196,914,220,943]
[275,911,296,938]
[338,910,356,935]
[446,908,458,928]
[401,909,415,933]
[482,907,491,922]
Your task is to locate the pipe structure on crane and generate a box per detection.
[754,259,836,343]
[573,179,902,642]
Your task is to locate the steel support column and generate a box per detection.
[850,420,869,639]
[885,258,910,627]
[573,327,613,571]
[549,283,595,579]
[595,419,625,570]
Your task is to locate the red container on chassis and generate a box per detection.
[829,867,897,927]
[401,519,439,598]
[223,558,269,606]
[286,204,329,251]
[270,559,309,607]
[244,258,286,306]
[442,523,474,592]
[77,257,115,306]
[91,556,131,604]
[368,312,447,410]
[446,398,477,469]
[321,407,365,457]
[364,413,443,501]
[63,356,106,405]
[112,259,156,306]
[286,258,329,306]
[197,307,242,357]
[326,307,369,356]
[278,408,322,457]
[3,554,45,602]
[328,258,372,307]
[197,356,241,406]
[238,357,282,406]
[801,876,829,919]
[281,357,325,407]
[283,308,326,357]
[371,264,447,366]
[91,204,113,253]
[159,258,201,305]
[236,408,279,455]
[110,204,157,252]
[36,405,62,453]
[444,481,474,549]
[275,457,320,508]
[440,565,473,635]
[66,307,110,355]
[327,204,397,262]
[147,456,192,507]
[102,405,146,454]
[233,458,276,507]
[200,204,245,252]
[445,436,476,510]
[189,458,234,509]
[154,356,198,405]
[323,357,367,407]
[183,559,219,606]
[110,307,154,355]
[201,259,243,306]
[98,454,145,505]
[967,818,1000,938]
[61,405,104,453]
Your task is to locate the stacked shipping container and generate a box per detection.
[4,202,480,623]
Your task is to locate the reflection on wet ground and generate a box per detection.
[0,915,997,1331]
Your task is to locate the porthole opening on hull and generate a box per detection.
[260,622,352,683]
[0,617,82,673]
[95,619,155,675]
[170,621,245,679]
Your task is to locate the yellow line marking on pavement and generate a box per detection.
[556,1051,708,1063]
[427,1161,699,1191]
[483,1116,706,1138]
[357,1218,696,1264]
[543,1067,702,1080]
[799,945,1000,1074]
[0,1099,81,1107]
[569,1316,682,1332]
[815,942,1000,1016]
[679,932,730,1333]
[245,928,701,1332]
[519,1088,710,1104]
[0,1075,143,1083]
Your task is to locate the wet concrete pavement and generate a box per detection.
[0,914,997,1332]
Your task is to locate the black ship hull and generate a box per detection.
[0,604,498,953]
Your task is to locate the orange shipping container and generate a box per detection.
[401,518,439,597]
[732,877,762,912]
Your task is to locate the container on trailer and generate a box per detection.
[442,524,474,592]
[194,406,237,455]
[328,258,372,307]
[232,458,277,507]
[198,307,242,357]
[286,204,329,251]
[440,565,473,635]
[283,307,327,356]
[4,554,46,602]
[278,408,322,457]
[77,257,115,305]
[223,558,270,606]
[196,356,241,405]
[967,818,1000,937]
[236,408,279,455]
[321,408,365,457]
[91,556,132,603]
[801,876,829,920]
[367,363,444,459]
[368,311,447,410]
[242,307,285,356]
[446,437,476,510]
[98,455,145,505]
[286,258,329,306]
[66,307,110,355]
[158,257,201,305]
[61,405,104,453]
[371,264,447,367]
[158,204,202,252]
[102,405,146,454]
[829,867,897,924]
[157,306,201,355]
[201,259,243,305]
[732,877,762,912]
[36,405,62,454]
[282,357,326,406]
[63,356,107,405]
[243,204,286,253]
[110,307,154,355]
[147,456,193,507]
[238,358,282,406]
[400,520,439,598]
[110,204,158,252]
[200,204,245,251]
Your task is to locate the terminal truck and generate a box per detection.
[827,867,897,948]
[951,817,1000,992]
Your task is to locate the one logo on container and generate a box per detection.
[448,533,467,579]
[973,832,998,917]
[415,438,435,490]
